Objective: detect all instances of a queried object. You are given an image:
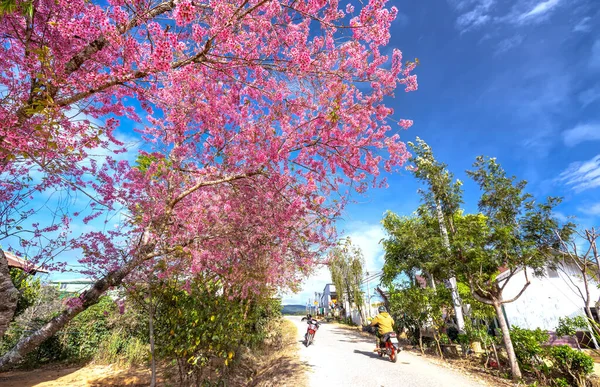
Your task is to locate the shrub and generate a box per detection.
[60,296,115,360]
[556,316,588,351]
[552,378,570,387]
[439,333,450,345]
[9,268,41,317]
[148,276,282,383]
[556,316,588,338]
[510,327,549,366]
[549,345,594,387]
[510,326,549,377]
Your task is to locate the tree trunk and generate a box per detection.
[0,250,19,338]
[435,201,465,332]
[491,341,500,370]
[493,302,521,380]
[583,307,600,349]
[0,256,137,370]
[434,332,444,359]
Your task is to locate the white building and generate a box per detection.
[320,283,337,315]
[500,263,600,336]
[50,278,95,293]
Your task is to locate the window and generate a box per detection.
[60,283,67,290]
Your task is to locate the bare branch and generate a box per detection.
[501,280,531,304]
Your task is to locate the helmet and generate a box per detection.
[378,306,387,313]
[307,314,312,319]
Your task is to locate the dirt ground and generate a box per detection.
[0,318,307,387]
[0,364,156,387]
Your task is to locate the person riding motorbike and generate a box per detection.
[369,306,395,350]
[301,314,320,342]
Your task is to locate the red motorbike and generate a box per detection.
[375,332,399,363]
[301,315,320,347]
[363,324,399,363]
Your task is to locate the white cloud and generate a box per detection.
[452,0,495,32]
[519,0,561,20]
[495,35,524,55]
[586,203,600,216]
[345,222,385,273]
[280,264,331,305]
[553,211,569,223]
[557,155,600,192]
[579,86,600,108]
[573,17,592,33]
[562,123,600,147]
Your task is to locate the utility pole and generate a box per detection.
[435,200,465,332]
[365,271,371,318]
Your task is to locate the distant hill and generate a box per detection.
[282,304,307,315]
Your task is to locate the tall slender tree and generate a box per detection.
[407,138,465,331]
[329,238,365,321]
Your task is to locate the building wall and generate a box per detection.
[501,265,600,331]
[321,284,337,315]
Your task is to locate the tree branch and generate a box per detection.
[501,280,531,304]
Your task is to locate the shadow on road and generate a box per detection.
[330,329,375,345]
[353,349,382,360]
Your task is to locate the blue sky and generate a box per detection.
[283,0,600,305]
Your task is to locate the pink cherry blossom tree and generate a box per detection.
[0,0,417,368]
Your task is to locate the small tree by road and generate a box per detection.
[329,238,365,323]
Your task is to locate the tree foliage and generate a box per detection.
[329,238,365,318]
[0,0,418,367]
[381,141,571,380]
[9,269,41,318]
[408,137,463,229]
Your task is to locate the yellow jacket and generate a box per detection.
[370,312,394,335]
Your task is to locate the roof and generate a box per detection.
[3,251,49,273]
[50,278,95,284]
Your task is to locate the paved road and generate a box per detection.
[288,316,491,387]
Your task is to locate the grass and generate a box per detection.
[237,318,309,387]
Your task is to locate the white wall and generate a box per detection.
[501,265,600,331]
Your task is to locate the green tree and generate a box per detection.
[382,155,568,380]
[408,138,466,331]
[329,238,365,322]
[381,211,448,286]
[388,283,451,357]
[455,156,568,380]
[556,316,588,351]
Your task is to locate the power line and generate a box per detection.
[361,271,383,285]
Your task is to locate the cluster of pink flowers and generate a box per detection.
[174,0,196,26]
[1,0,418,302]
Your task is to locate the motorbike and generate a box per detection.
[376,331,399,363]
[363,324,400,363]
[303,319,320,347]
